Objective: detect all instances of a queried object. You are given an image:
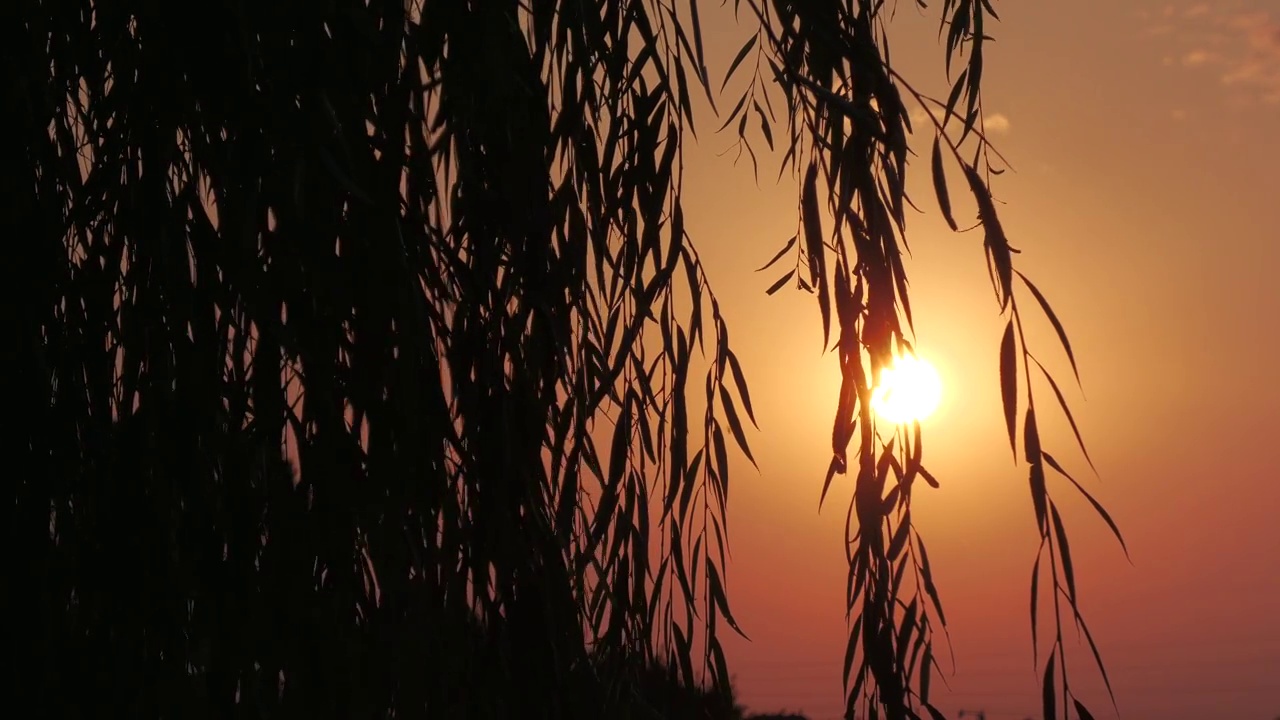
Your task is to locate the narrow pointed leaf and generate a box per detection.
[1043,653,1058,720]
[721,34,758,91]
[757,234,797,271]
[1017,270,1081,385]
[801,161,830,345]
[725,349,757,425]
[1031,355,1096,473]
[820,455,842,510]
[718,383,756,466]
[707,562,746,637]
[1031,542,1043,658]
[843,612,862,690]
[1050,502,1077,601]
[1043,451,1128,559]
[916,536,947,626]
[766,268,796,295]
[931,136,958,231]
[1000,319,1017,458]
[1069,603,1119,707]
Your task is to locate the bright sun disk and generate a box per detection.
[870,353,942,424]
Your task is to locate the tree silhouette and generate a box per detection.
[5,0,1121,718]
[733,2,1126,718]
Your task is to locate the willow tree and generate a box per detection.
[733,2,1126,719]
[5,0,1120,719]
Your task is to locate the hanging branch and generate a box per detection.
[730,1,1127,718]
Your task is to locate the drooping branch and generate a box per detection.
[730,1,1126,718]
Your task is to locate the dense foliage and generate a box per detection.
[5,0,1121,718]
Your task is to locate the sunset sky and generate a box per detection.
[673,1,1280,718]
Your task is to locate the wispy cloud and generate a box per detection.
[905,106,1011,135]
[1184,4,1211,19]
[1146,4,1280,107]
[1182,49,1213,66]
[1220,11,1280,104]
[983,113,1012,134]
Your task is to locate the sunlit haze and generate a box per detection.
[871,353,943,425]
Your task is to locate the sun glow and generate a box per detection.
[870,353,943,425]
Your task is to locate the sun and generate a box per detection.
[870,353,943,425]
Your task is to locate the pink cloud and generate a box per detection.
[1184,4,1211,19]
[1182,49,1212,66]
[1152,5,1280,107]
[1249,22,1280,53]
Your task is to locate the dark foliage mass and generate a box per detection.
[4,0,1120,718]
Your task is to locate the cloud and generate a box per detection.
[908,106,930,129]
[904,107,1012,135]
[1182,49,1212,66]
[1222,12,1280,104]
[1171,109,1188,121]
[1184,4,1210,19]
[1222,58,1267,84]
[983,113,1011,134]
[1151,4,1280,107]
[1244,19,1280,53]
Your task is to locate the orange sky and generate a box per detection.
[674,2,1280,718]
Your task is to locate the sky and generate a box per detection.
[670,1,1280,718]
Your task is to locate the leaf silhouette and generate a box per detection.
[722,34,758,92]
[1000,320,1017,457]
[916,536,947,626]
[843,612,863,690]
[1050,502,1077,601]
[801,161,830,345]
[1030,355,1096,473]
[1017,270,1081,385]
[725,349,757,426]
[888,516,911,561]
[755,101,774,150]
[965,163,1013,308]
[1030,457,1049,534]
[931,136,958,231]
[707,562,745,636]
[1067,602,1119,708]
[767,268,796,295]
[719,383,757,466]
[688,0,708,81]
[1031,541,1044,657]
[1043,653,1058,720]
[919,465,940,489]
[758,234,799,271]
[1043,452,1129,559]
